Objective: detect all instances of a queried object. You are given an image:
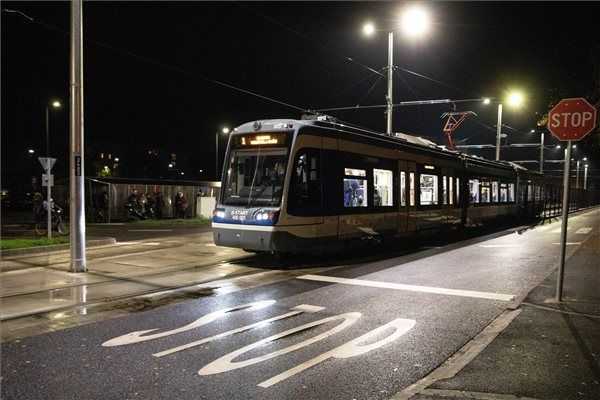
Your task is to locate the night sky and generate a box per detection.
[2,1,600,191]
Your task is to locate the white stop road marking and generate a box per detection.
[297,274,515,302]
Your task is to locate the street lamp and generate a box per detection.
[28,149,35,154]
[45,99,62,158]
[216,126,230,180]
[482,98,491,105]
[491,90,525,160]
[362,5,431,135]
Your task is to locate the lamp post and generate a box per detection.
[362,5,431,136]
[538,131,545,173]
[584,163,589,190]
[494,90,524,161]
[215,126,230,181]
[45,100,62,158]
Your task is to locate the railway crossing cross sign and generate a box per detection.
[547,97,597,141]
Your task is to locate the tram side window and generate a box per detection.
[480,181,491,203]
[500,183,508,202]
[409,172,415,206]
[449,177,454,205]
[469,179,480,204]
[420,174,438,205]
[344,168,368,208]
[508,183,515,202]
[492,181,499,202]
[401,171,407,206]
[373,169,393,207]
[443,176,448,205]
[456,178,460,205]
[288,150,321,213]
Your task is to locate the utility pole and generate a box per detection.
[539,132,544,173]
[556,141,572,302]
[495,103,503,161]
[386,32,394,136]
[70,0,86,272]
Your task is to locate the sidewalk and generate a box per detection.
[412,219,600,400]
[0,231,249,321]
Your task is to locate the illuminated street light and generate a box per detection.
[180,172,185,176]
[556,145,561,149]
[28,149,35,154]
[495,90,526,160]
[530,129,535,133]
[363,6,431,136]
[400,5,431,38]
[216,126,232,180]
[506,90,525,108]
[114,157,120,163]
[362,22,375,36]
[483,98,491,105]
[168,163,173,168]
[45,99,63,158]
[583,157,588,161]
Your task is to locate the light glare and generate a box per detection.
[483,98,491,105]
[506,91,524,108]
[51,100,61,108]
[400,6,431,38]
[362,22,375,36]
[222,127,230,134]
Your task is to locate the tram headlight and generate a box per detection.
[255,210,279,222]
[213,210,226,219]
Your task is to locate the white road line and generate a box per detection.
[575,227,592,234]
[551,242,582,246]
[390,309,522,400]
[478,244,520,248]
[127,229,173,232]
[297,275,515,302]
[420,388,542,400]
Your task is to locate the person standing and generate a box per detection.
[155,191,164,219]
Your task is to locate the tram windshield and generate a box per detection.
[222,147,288,207]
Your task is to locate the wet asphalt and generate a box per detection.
[2,209,598,400]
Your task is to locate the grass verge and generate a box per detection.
[0,236,70,250]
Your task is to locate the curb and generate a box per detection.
[1,237,117,258]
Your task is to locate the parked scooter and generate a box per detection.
[125,202,146,220]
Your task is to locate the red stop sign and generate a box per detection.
[547,97,597,141]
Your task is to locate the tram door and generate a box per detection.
[407,161,417,232]
[398,160,408,233]
[399,160,417,233]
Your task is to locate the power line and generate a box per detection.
[3,7,309,114]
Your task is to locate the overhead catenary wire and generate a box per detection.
[2,8,309,114]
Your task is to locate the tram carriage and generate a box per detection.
[212,116,562,254]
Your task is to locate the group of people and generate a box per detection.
[124,189,188,220]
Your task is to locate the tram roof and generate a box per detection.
[232,118,535,175]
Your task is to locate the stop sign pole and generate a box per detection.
[547,98,597,302]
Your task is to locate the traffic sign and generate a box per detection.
[42,174,54,187]
[38,157,57,171]
[547,97,597,141]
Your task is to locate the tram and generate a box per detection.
[212,116,567,254]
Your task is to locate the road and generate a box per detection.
[1,209,598,400]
